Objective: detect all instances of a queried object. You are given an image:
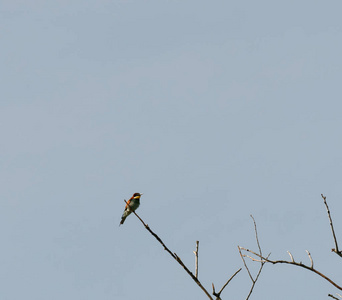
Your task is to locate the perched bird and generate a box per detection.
[120,193,142,225]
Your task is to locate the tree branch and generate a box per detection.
[321,194,342,257]
[193,241,199,279]
[240,247,342,291]
[238,215,269,300]
[124,200,214,300]
[212,268,242,300]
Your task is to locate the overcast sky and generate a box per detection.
[1,1,342,299]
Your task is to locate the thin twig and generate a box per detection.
[193,241,199,279]
[238,246,254,281]
[287,251,294,262]
[329,294,340,300]
[245,253,270,300]
[240,247,342,291]
[238,216,269,300]
[124,200,214,300]
[212,268,242,300]
[321,194,342,257]
[218,268,242,296]
[250,215,262,257]
[305,250,313,269]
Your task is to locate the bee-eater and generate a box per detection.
[120,193,142,225]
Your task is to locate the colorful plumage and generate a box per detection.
[120,193,142,225]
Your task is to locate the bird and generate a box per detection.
[120,193,142,225]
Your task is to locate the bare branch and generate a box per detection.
[240,247,342,291]
[238,246,254,281]
[329,294,340,300]
[321,194,342,257]
[218,268,242,296]
[287,251,294,263]
[124,200,213,300]
[212,268,242,300]
[305,250,313,269]
[244,252,270,300]
[238,216,269,300]
[193,241,199,279]
[250,215,262,257]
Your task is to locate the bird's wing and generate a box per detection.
[124,199,131,210]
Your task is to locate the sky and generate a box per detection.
[1,1,342,299]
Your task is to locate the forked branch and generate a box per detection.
[240,247,342,291]
[124,200,240,300]
[212,268,242,300]
[238,215,269,300]
[124,200,213,299]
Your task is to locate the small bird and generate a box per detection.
[120,193,142,225]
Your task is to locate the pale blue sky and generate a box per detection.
[1,1,342,299]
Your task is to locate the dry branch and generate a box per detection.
[321,194,342,257]
[238,215,269,300]
[124,200,240,300]
[124,200,213,299]
[240,247,342,291]
[193,241,199,279]
[212,268,242,300]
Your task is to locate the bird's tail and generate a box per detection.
[119,216,126,226]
